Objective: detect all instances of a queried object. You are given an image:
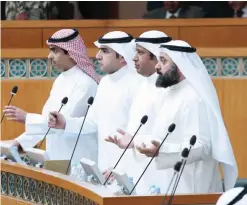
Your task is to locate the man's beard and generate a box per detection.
[155,64,180,88]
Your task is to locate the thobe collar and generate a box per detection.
[167,78,189,93]
[107,65,129,81]
[61,65,79,77]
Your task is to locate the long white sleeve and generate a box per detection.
[64,94,98,136]
[154,99,212,170]
[16,92,54,149]
[16,71,98,149]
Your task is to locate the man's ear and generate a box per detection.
[119,55,126,64]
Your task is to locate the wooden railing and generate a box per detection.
[2,47,247,59]
[1,19,247,48]
[1,160,220,205]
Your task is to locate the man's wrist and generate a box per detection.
[62,121,66,130]
[23,112,27,123]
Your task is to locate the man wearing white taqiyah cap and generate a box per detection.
[2,29,98,164]
[133,40,238,193]
[48,31,142,175]
[105,30,174,194]
[216,186,247,205]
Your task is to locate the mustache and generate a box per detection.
[156,70,163,75]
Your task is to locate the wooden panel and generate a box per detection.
[1,196,17,205]
[1,80,54,143]
[1,195,35,205]
[2,48,49,59]
[213,79,247,178]
[180,26,247,47]
[77,28,107,48]
[197,47,247,57]
[1,161,106,204]
[42,28,107,48]
[104,194,220,205]
[2,47,247,59]
[107,27,179,40]
[17,202,34,205]
[1,29,42,48]
[1,19,247,48]
[106,18,247,27]
[1,48,98,59]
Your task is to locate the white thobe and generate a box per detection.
[133,79,223,194]
[119,73,169,194]
[16,66,98,163]
[64,65,141,171]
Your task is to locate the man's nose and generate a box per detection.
[96,51,102,60]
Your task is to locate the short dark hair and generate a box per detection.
[62,49,68,55]
[149,52,156,60]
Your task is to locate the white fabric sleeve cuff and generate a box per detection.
[64,116,97,136]
[25,113,54,135]
[65,117,83,135]
[155,141,209,170]
[16,133,44,150]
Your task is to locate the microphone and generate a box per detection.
[161,161,182,205]
[65,96,94,175]
[189,135,197,148]
[167,135,197,205]
[103,115,148,185]
[168,148,189,200]
[129,123,176,195]
[1,86,19,123]
[37,97,68,149]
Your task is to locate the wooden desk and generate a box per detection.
[1,160,220,205]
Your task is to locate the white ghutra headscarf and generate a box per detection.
[153,40,238,191]
[133,30,172,55]
[216,187,247,205]
[94,31,136,71]
[47,29,99,83]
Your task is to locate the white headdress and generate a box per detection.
[94,31,135,70]
[133,30,172,54]
[153,40,238,190]
[216,187,247,205]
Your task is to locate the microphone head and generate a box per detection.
[141,115,148,124]
[174,161,182,172]
[11,86,18,95]
[181,148,189,158]
[61,97,68,105]
[190,135,197,146]
[168,123,176,133]
[87,97,94,105]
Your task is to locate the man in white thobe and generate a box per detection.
[137,40,238,193]
[216,186,247,205]
[2,29,99,163]
[107,40,238,194]
[48,31,142,175]
[106,30,173,194]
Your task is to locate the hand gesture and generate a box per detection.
[136,140,161,157]
[48,111,66,129]
[3,105,27,123]
[105,129,134,149]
